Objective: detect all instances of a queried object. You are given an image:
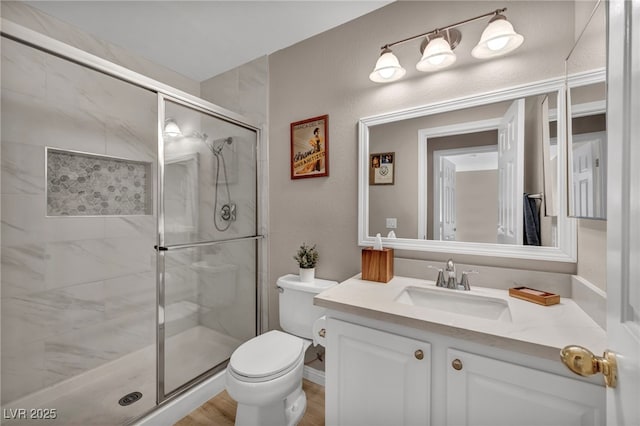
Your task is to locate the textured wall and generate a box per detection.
[267,1,589,329]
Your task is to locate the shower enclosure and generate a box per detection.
[158,98,260,400]
[1,21,262,425]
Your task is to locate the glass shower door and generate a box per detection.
[157,96,259,399]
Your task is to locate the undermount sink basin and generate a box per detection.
[394,286,512,322]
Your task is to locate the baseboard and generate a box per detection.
[303,366,325,386]
[131,369,226,426]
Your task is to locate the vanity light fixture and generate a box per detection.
[369,47,406,83]
[163,118,182,137]
[369,8,524,83]
[472,13,524,58]
[416,29,460,72]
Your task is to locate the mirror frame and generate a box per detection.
[566,70,608,219]
[357,74,597,263]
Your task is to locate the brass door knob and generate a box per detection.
[415,349,424,360]
[451,358,463,370]
[560,345,617,388]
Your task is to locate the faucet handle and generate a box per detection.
[428,265,446,287]
[460,270,479,291]
[445,259,455,271]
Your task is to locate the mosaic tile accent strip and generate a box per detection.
[47,149,152,216]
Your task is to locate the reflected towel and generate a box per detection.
[523,193,541,246]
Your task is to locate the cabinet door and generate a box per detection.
[446,349,605,426]
[326,318,431,426]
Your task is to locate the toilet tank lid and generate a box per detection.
[277,274,338,294]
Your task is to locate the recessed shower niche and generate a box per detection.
[46,148,153,216]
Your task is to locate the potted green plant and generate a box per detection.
[293,243,319,282]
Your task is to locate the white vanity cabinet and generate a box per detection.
[325,317,605,426]
[447,349,605,426]
[325,318,431,426]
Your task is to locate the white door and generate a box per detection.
[605,1,640,424]
[572,138,595,217]
[497,99,525,244]
[441,157,457,241]
[326,318,431,426]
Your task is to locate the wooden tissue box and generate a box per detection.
[361,248,394,283]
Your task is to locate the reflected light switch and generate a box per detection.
[386,218,397,229]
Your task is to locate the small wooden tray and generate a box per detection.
[509,286,560,306]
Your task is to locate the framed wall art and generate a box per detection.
[370,152,395,185]
[290,114,329,179]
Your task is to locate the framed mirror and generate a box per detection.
[566,0,607,219]
[358,77,577,262]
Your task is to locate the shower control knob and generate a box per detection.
[221,205,232,221]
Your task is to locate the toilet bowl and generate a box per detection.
[226,330,311,425]
[225,274,337,426]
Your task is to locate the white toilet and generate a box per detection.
[225,274,337,426]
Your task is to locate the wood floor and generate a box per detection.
[174,379,325,426]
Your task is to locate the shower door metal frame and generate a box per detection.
[1,18,265,410]
[156,93,263,402]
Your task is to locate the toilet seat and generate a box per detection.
[229,330,304,383]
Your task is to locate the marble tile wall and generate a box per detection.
[200,56,270,332]
[163,101,258,244]
[161,100,259,345]
[196,241,257,343]
[1,37,158,403]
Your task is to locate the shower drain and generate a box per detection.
[118,391,143,406]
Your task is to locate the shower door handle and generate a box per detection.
[156,235,264,252]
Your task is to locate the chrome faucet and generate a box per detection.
[428,259,477,291]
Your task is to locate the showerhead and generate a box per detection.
[211,137,233,155]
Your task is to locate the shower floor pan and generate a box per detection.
[3,326,241,426]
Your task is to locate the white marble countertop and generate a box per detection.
[314,274,607,361]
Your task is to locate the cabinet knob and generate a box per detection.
[414,349,424,360]
[560,345,617,388]
[451,358,463,370]
[318,328,326,338]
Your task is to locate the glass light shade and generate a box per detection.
[472,16,524,59]
[369,49,406,83]
[416,37,456,72]
[164,119,182,137]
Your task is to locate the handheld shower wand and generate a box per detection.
[208,137,235,232]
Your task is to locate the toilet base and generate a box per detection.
[235,385,307,426]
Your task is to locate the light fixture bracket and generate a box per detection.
[419,28,462,54]
[488,13,507,24]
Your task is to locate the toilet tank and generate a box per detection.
[277,274,337,339]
